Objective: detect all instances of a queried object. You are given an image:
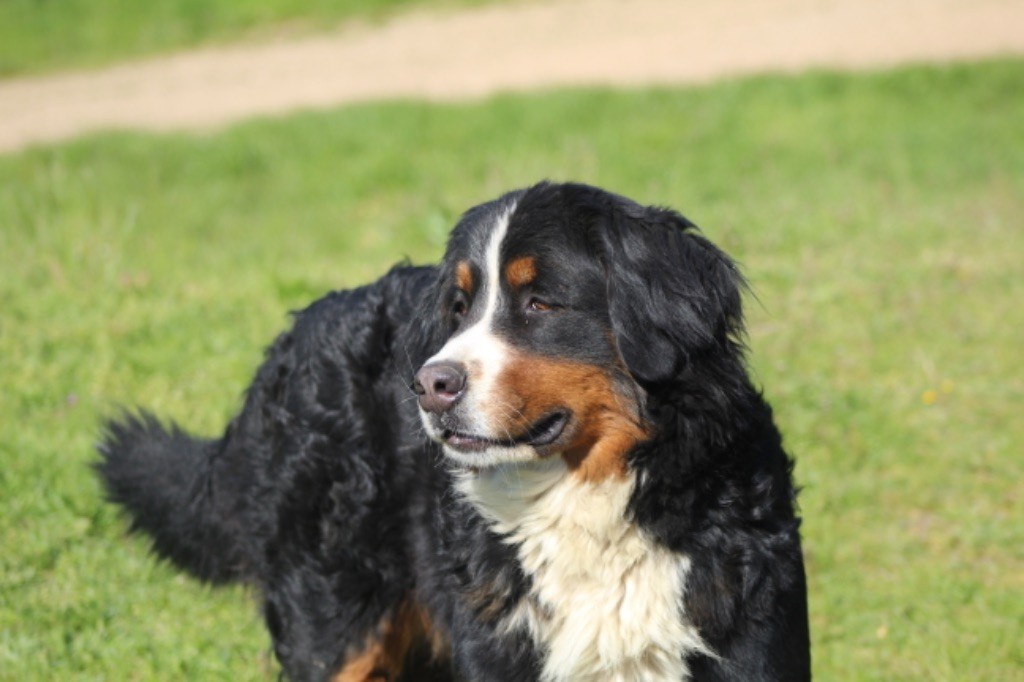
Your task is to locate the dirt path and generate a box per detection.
[1,0,1022,153]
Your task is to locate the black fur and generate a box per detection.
[97,181,810,681]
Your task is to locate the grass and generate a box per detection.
[1,60,1023,679]
[0,0,492,77]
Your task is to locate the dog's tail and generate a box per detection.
[96,412,251,584]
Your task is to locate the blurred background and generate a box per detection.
[1,0,1021,679]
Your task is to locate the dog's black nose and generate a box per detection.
[413,362,467,415]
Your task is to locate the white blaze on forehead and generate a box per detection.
[476,201,515,334]
[423,201,517,438]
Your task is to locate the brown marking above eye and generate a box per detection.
[504,256,537,289]
[455,261,474,295]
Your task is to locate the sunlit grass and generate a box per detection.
[1,60,1022,679]
[0,0,494,77]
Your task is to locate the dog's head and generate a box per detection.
[414,182,744,480]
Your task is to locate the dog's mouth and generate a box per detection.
[441,411,570,454]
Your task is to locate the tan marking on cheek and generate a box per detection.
[494,356,648,483]
[455,261,474,294]
[331,599,436,682]
[504,256,537,289]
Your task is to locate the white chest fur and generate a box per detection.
[455,460,710,682]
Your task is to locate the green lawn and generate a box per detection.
[1,60,1022,680]
[0,0,491,77]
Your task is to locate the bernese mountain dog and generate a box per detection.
[97,181,810,681]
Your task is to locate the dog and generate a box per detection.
[97,181,810,681]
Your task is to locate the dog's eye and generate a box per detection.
[526,297,553,313]
[451,291,469,318]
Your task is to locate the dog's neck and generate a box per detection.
[453,457,568,528]
[454,459,711,681]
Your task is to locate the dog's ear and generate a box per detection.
[599,201,745,384]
